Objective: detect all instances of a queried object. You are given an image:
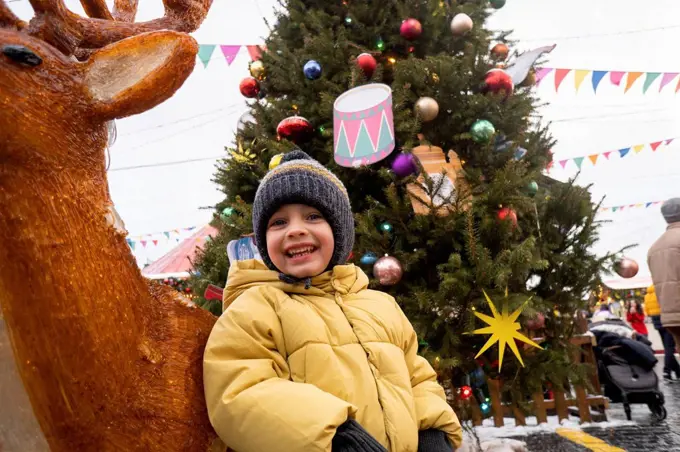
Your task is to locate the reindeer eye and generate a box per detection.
[2,45,42,67]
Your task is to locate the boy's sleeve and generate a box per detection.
[393,299,462,449]
[203,288,357,452]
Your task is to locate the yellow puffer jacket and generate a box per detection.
[203,259,462,452]
[644,285,661,317]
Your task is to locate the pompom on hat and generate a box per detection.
[252,150,354,273]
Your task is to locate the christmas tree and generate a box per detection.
[191,0,614,409]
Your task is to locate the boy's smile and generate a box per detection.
[266,204,335,278]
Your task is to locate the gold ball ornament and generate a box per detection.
[450,13,474,36]
[269,153,284,170]
[373,255,404,286]
[490,43,509,60]
[249,60,266,79]
[415,96,439,122]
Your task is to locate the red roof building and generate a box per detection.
[142,224,217,279]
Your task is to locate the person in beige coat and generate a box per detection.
[648,198,680,347]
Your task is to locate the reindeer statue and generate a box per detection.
[0,1,223,450]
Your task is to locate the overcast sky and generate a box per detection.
[9,0,680,282]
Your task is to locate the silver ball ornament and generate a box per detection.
[415,97,439,122]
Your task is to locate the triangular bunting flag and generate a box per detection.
[574,157,584,168]
[624,72,644,93]
[602,207,610,212]
[603,151,613,159]
[554,69,571,92]
[559,160,568,169]
[126,239,135,251]
[535,68,553,85]
[659,73,679,92]
[620,206,625,211]
[633,144,644,153]
[163,231,170,239]
[612,207,619,212]
[588,154,599,165]
[665,138,674,145]
[591,70,607,92]
[246,45,263,61]
[642,72,661,94]
[197,44,216,68]
[574,69,590,92]
[646,202,653,208]
[152,240,158,246]
[220,45,241,65]
[140,240,147,248]
[610,71,625,86]
[619,148,630,158]
[650,141,662,151]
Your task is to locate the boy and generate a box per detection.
[203,150,462,452]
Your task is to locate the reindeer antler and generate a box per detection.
[0,2,27,29]
[20,0,211,57]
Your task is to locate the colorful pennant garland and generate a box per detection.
[554,137,675,170]
[126,226,198,251]
[537,68,680,94]
[196,44,265,68]
[599,201,664,213]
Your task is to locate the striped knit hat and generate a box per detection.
[252,150,354,273]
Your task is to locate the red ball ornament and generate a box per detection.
[615,258,639,279]
[357,53,377,79]
[185,287,192,293]
[497,207,518,227]
[483,69,514,97]
[277,116,313,144]
[400,18,423,40]
[490,43,510,60]
[239,76,260,98]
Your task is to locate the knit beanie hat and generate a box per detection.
[661,198,680,224]
[252,149,354,273]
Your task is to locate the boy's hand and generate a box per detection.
[332,419,387,452]
[418,429,453,452]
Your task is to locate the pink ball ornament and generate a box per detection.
[615,258,639,279]
[391,153,418,178]
[400,18,423,40]
[373,255,404,286]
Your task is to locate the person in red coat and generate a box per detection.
[627,301,649,337]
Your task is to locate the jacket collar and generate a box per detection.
[222,259,369,308]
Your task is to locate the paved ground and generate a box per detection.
[519,362,680,452]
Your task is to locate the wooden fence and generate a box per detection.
[461,333,608,426]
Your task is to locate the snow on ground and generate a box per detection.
[455,415,637,451]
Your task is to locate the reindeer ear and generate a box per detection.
[84,31,198,120]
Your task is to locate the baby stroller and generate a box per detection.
[593,330,666,421]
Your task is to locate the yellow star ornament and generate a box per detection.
[473,290,542,371]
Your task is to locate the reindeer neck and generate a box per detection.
[0,157,152,355]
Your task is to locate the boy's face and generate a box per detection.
[266,204,334,278]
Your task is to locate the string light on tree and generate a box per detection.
[379,221,394,233]
[459,386,473,400]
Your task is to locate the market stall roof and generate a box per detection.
[602,275,652,290]
[142,225,217,279]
